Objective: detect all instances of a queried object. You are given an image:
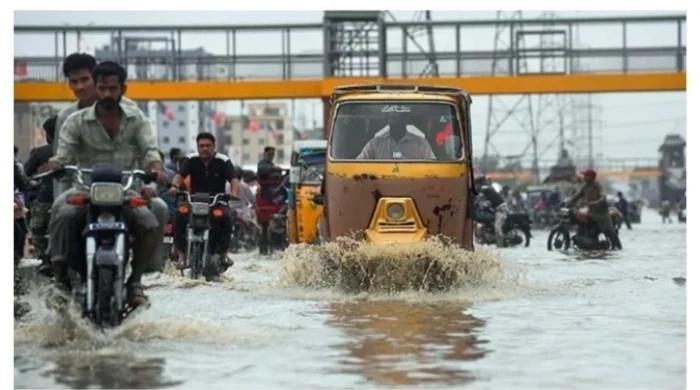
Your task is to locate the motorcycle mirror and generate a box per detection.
[312,194,324,206]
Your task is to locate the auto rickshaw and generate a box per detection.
[287,140,327,244]
[315,84,477,250]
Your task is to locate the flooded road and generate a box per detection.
[15,217,685,389]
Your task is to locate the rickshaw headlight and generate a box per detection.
[387,203,405,220]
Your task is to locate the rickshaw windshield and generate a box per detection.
[299,151,325,183]
[330,101,463,161]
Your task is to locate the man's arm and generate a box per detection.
[224,160,240,198]
[171,157,191,190]
[588,183,607,207]
[48,112,81,168]
[420,140,437,160]
[356,140,374,160]
[569,186,585,205]
[134,113,162,171]
[24,148,42,177]
[52,105,73,154]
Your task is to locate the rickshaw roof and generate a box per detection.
[293,139,327,152]
[332,84,471,103]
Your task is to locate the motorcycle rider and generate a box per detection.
[474,175,508,247]
[24,115,57,276]
[40,61,169,307]
[167,147,185,172]
[257,146,289,255]
[567,169,622,250]
[170,132,240,272]
[14,151,29,267]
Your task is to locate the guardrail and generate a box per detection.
[14,15,685,82]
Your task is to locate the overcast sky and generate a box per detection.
[13,10,687,164]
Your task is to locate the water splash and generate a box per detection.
[14,285,106,349]
[279,236,506,294]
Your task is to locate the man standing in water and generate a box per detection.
[616,191,632,230]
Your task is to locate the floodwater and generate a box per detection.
[14,216,685,389]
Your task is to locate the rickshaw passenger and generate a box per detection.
[356,115,436,160]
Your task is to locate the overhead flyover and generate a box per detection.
[14,72,686,101]
[14,14,686,101]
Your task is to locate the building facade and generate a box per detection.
[227,102,293,168]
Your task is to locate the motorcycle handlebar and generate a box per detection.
[176,191,230,207]
[33,165,154,191]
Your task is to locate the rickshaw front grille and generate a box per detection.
[377,221,417,232]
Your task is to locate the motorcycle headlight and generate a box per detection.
[90,183,124,206]
[386,202,405,221]
[191,202,210,216]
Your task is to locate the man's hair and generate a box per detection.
[196,132,216,144]
[169,147,182,161]
[62,53,97,78]
[42,115,58,140]
[92,61,127,85]
[264,146,276,153]
[242,169,257,183]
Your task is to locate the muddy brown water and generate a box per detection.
[15,217,685,389]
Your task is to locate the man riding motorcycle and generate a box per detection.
[256,146,289,255]
[40,61,169,308]
[24,116,57,276]
[170,132,240,271]
[566,169,622,250]
[474,175,508,247]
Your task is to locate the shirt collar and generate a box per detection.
[84,100,137,121]
[381,127,414,144]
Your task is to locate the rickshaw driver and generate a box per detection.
[356,114,436,160]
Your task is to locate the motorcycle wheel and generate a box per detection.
[507,228,530,247]
[96,266,116,326]
[547,226,570,251]
[203,254,220,282]
[189,242,203,280]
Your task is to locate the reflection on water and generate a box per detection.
[325,300,487,386]
[47,352,182,389]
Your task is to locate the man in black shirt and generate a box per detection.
[24,116,57,276]
[171,133,240,270]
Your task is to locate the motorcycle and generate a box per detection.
[33,164,154,327]
[547,205,622,251]
[255,169,290,255]
[229,200,260,253]
[268,206,289,251]
[473,200,532,247]
[176,191,230,281]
